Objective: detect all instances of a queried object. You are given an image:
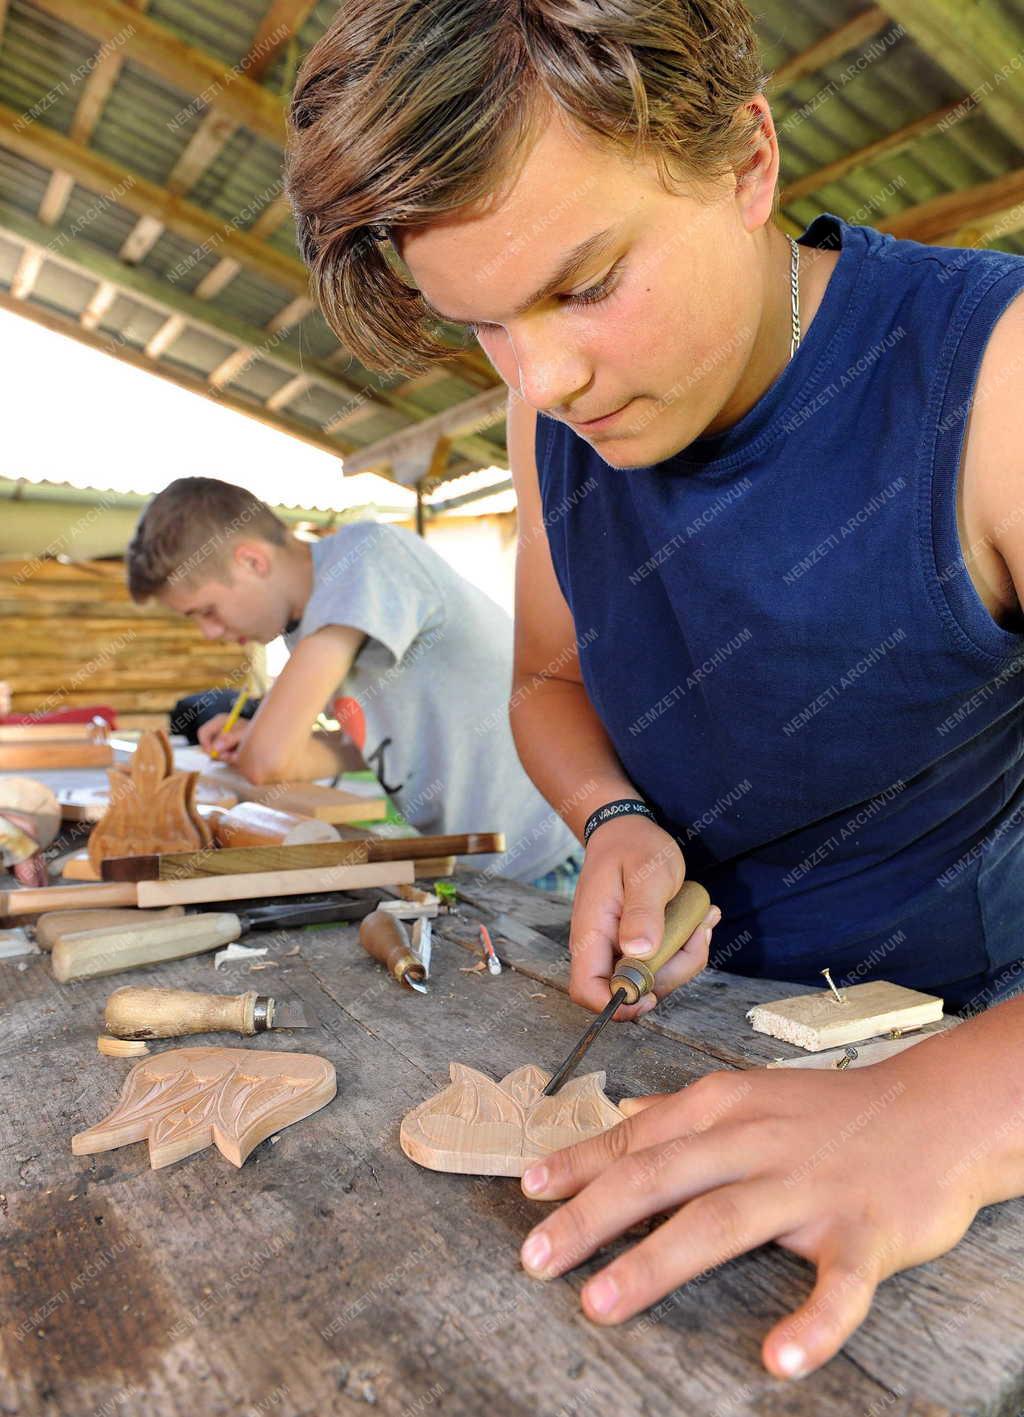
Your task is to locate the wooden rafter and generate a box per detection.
[874,0,1024,153]
[342,386,508,483]
[0,201,364,437]
[780,94,976,207]
[29,0,285,145]
[0,286,347,459]
[0,99,308,295]
[117,1,316,272]
[772,7,892,91]
[879,165,1024,247]
[0,201,507,473]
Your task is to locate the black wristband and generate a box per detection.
[583,798,658,845]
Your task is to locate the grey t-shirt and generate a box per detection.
[285,521,577,882]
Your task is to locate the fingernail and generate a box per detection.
[584,1273,619,1315]
[620,939,654,957]
[776,1343,807,1378]
[709,907,722,927]
[637,996,658,1015]
[522,1165,548,1194]
[521,1231,551,1272]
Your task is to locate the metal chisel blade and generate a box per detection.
[270,1001,314,1029]
[543,988,626,1095]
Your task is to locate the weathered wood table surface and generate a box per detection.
[2,868,1023,1417]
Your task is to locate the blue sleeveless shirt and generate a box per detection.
[537,213,1024,1009]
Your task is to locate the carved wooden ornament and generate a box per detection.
[72,1046,336,1169]
[88,730,211,871]
[400,1063,625,1177]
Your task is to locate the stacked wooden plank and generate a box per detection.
[0,558,250,718]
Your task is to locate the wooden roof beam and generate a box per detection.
[10,247,43,300]
[772,7,892,90]
[0,98,309,295]
[28,0,285,145]
[111,0,315,271]
[0,200,366,429]
[873,0,1024,152]
[342,385,508,482]
[780,94,977,207]
[879,165,1024,247]
[0,286,347,460]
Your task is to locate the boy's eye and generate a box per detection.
[467,264,622,336]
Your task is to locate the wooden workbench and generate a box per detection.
[2,869,1023,1417]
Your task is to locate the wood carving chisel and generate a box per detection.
[104,985,313,1039]
[542,880,712,1095]
[359,909,427,992]
[52,895,378,982]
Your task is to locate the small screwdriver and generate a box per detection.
[543,879,712,1095]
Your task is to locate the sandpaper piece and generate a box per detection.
[87,730,211,872]
[71,1046,336,1169]
[400,1063,625,1177]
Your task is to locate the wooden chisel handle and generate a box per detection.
[51,913,242,983]
[105,986,260,1038]
[359,909,425,985]
[0,882,138,917]
[609,880,712,1004]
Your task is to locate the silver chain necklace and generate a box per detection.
[788,235,802,357]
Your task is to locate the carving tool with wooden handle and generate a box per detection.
[359,909,427,993]
[104,985,312,1039]
[542,880,712,1095]
[52,894,377,982]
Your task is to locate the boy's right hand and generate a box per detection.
[568,817,721,1021]
[198,713,250,762]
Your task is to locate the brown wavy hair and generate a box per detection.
[286,0,767,375]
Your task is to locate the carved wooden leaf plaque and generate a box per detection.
[400,1063,625,1176]
[88,729,211,871]
[72,1047,336,1169]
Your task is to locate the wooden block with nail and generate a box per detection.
[746,980,944,1052]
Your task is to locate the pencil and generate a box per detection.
[209,685,250,760]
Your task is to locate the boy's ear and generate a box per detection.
[231,540,273,579]
[733,94,780,234]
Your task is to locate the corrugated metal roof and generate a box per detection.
[0,0,1021,496]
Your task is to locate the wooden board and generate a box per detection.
[172,748,388,824]
[400,1063,625,1176]
[71,1047,336,1169]
[136,859,415,906]
[0,741,113,770]
[746,981,944,1052]
[59,777,237,822]
[0,723,105,741]
[100,834,503,881]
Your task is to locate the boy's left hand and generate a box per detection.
[519,1062,985,1377]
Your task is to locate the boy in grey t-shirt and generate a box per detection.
[126,477,579,885]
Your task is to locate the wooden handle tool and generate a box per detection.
[104,986,311,1039]
[542,879,712,1094]
[358,909,427,993]
[51,913,242,983]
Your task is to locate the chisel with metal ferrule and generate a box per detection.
[359,909,427,993]
[104,985,312,1040]
[543,880,712,1095]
